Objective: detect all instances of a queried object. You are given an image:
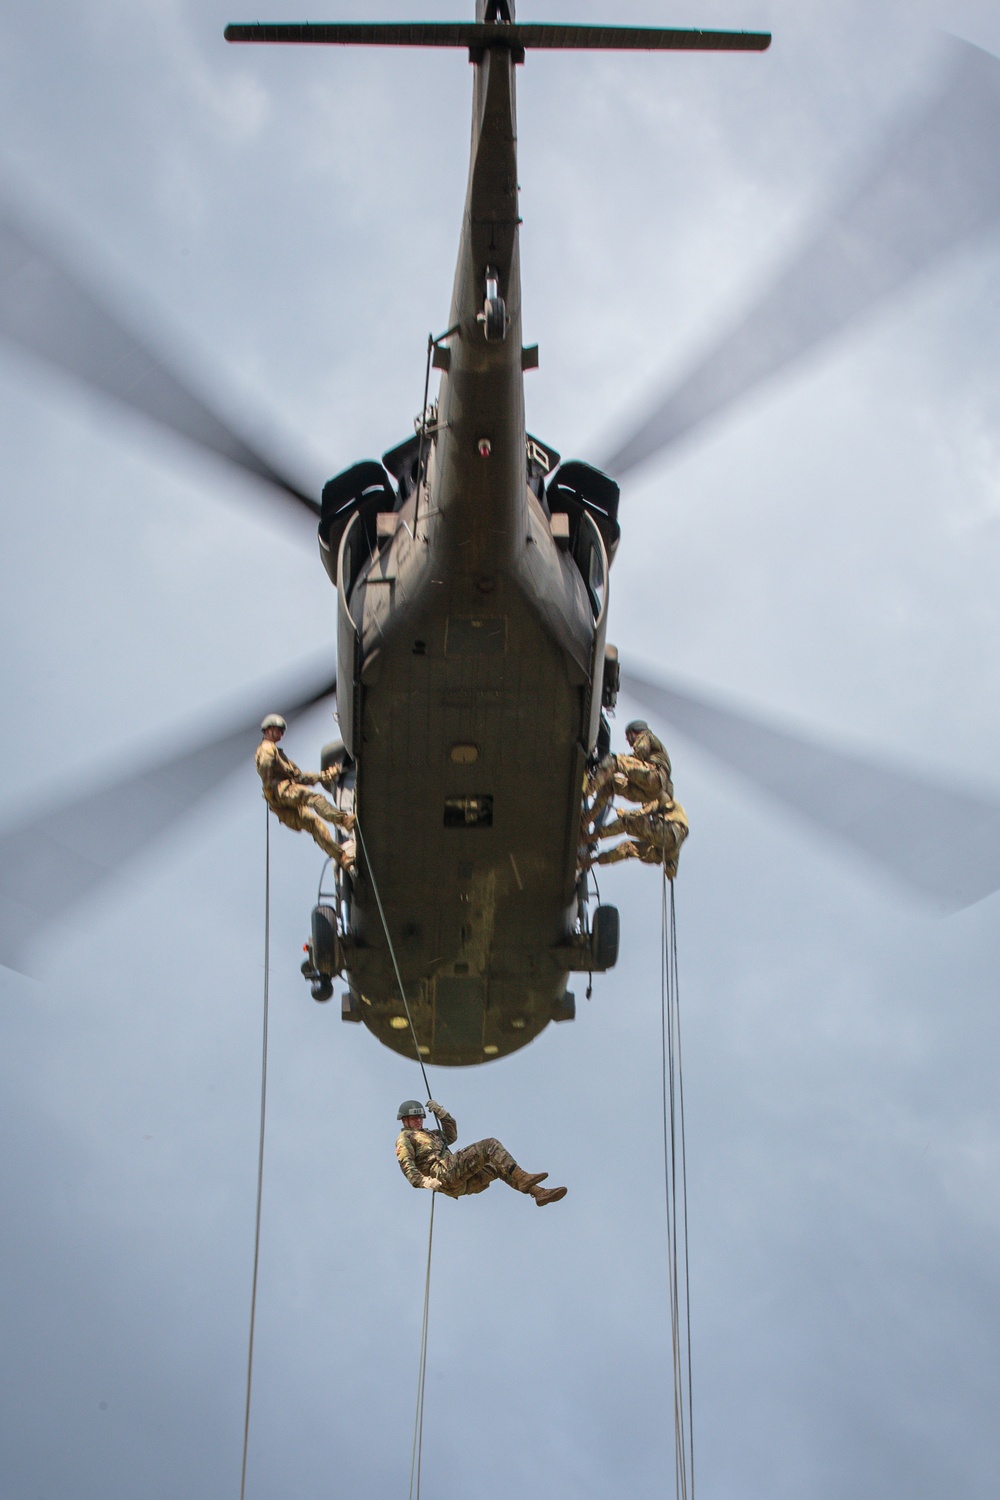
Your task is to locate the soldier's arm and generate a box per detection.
[428,1104,458,1146]
[395,1134,438,1190]
[255,741,277,786]
[281,751,319,786]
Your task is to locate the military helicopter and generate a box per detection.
[4,10,1000,1068]
[244,11,773,1063]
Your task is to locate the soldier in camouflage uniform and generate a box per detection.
[589,798,689,875]
[583,720,688,876]
[395,1100,567,1206]
[255,714,355,870]
[586,719,674,826]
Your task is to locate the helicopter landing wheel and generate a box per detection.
[482,295,507,341]
[590,904,620,971]
[311,903,342,977]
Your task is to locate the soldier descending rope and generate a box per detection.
[254,713,356,869]
[395,1101,568,1206]
[583,720,689,875]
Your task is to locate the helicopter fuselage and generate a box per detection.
[317,38,619,1064]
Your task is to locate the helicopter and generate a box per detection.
[244,10,773,1064]
[4,8,1000,1070]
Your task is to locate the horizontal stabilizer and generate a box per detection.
[224,22,771,53]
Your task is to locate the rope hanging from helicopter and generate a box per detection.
[353,811,437,1500]
[660,873,695,1500]
[239,805,274,1500]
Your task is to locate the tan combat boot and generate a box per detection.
[532,1184,568,1206]
[509,1166,548,1194]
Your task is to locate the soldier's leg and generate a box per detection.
[634,842,679,879]
[302,790,353,829]
[437,1137,516,1193]
[586,759,617,803]
[583,770,618,837]
[586,779,616,824]
[296,807,339,857]
[439,1139,566,1206]
[593,839,643,866]
[270,795,352,870]
[621,766,668,804]
[595,815,625,839]
[598,808,648,841]
[269,800,305,834]
[319,825,355,871]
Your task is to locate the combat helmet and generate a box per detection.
[261,713,287,733]
[625,719,649,736]
[397,1100,426,1120]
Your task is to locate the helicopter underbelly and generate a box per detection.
[343,569,593,1067]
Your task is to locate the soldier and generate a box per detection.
[255,713,355,869]
[395,1100,567,1206]
[585,719,674,829]
[588,798,689,876]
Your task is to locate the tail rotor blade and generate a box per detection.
[604,37,1000,479]
[0,662,337,972]
[621,666,1000,910]
[0,206,320,519]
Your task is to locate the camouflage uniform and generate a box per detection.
[395,1107,521,1199]
[255,738,355,868]
[586,728,674,825]
[592,799,689,876]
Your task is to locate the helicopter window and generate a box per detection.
[444,796,493,828]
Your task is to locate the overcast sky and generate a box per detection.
[3,1,1000,1497]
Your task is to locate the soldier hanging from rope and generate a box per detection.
[255,713,356,870]
[395,1101,568,1206]
[582,719,689,876]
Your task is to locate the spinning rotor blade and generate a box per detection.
[0,662,337,973]
[604,37,1000,479]
[621,666,1000,910]
[0,208,320,519]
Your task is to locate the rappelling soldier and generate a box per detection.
[585,719,674,827]
[587,797,689,876]
[582,719,688,876]
[255,713,355,869]
[395,1100,567,1206]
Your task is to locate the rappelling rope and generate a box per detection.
[408,1194,436,1500]
[240,806,273,1500]
[660,872,695,1500]
[352,812,431,1096]
[351,811,436,1497]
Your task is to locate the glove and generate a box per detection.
[426,1100,446,1116]
[422,1176,442,1191]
